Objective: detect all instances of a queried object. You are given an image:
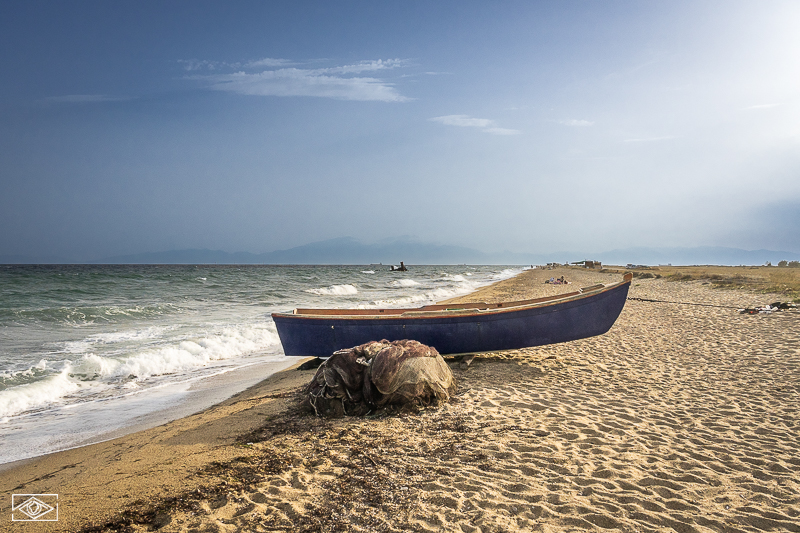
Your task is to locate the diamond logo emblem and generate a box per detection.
[12,494,59,521]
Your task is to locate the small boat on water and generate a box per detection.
[273,272,632,358]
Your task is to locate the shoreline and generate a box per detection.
[0,267,533,530]
[0,265,519,469]
[0,357,297,470]
[0,359,320,531]
[2,267,798,532]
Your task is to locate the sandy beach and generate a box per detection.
[2,267,799,532]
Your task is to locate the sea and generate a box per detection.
[0,264,522,465]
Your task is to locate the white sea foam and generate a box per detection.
[62,326,173,354]
[369,286,471,308]
[71,324,281,380]
[491,268,520,280]
[367,268,521,308]
[0,359,48,380]
[361,270,375,274]
[389,279,420,287]
[1,323,282,419]
[305,284,358,296]
[0,367,84,420]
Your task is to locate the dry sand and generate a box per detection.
[1,267,799,532]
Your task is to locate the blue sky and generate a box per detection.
[1,1,798,261]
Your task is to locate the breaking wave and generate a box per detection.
[388,279,420,287]
[491,268,520,280]
[368,286,473,308]
[0,367,84,420]
[0,323,281,420]
[305,284,358,296]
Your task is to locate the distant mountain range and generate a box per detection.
[2,238,799,266]
[87,237,497,265]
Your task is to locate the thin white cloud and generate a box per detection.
[430,114,521,135]
[559,119,594,127]
[319,59,406,75]
[192,58,409,102]
[179,59,221,71]
[243,58,292,69]
[180,58,293,71]
[44,94,134,103]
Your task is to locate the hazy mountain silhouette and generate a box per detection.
[80,239,800,266]
[3,238,798,265]
[88,237,494,265]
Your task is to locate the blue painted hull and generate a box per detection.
[273,279,630,358]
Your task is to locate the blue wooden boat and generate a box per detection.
[272,273,632,358]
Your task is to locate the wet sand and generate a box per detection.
[2,267,798,532]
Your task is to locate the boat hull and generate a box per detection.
[273,280,630,358]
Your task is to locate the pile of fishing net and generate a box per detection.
[304,339,457,417]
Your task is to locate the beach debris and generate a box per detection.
[304,339,456,417]
[739,302,797,314]
[630,297,800,312]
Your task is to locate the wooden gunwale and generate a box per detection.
[278,278,629,321]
